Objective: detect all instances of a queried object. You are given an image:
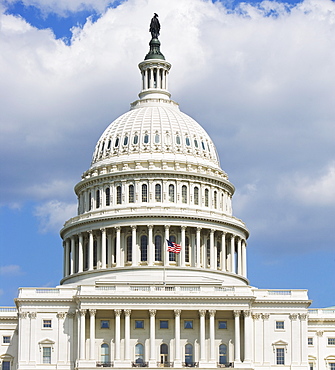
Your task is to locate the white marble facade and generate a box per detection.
[1,33,334,370]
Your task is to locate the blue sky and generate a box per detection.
[1,0,335,308]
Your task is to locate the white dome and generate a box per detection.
[91,99,221,171]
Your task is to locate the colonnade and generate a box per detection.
[77,308,252,366]
[63,225,247,279]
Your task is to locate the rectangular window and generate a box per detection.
[43,319,52,328]
[328,338,335,345]
[308,337,313,345]
[184,320,193,329]
[2,362,10,370]
[218,321,227,329]
[330,364,335,370]
[135,320,144,329]
[160,320,169,329]
[309,363,314,370]
[101,320,110,329]
[43,347,51,364]
[276,348,285,365]
[3,336,10,344]
[276,321,285,330]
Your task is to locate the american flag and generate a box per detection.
[166,239,182,254]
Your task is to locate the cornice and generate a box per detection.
[253,300,312,306]
[75,295,255,302]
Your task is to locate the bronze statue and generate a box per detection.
[149,13,160,39]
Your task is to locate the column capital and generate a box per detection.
[208,310,216,317]
[114,309,122,317]
[165,225,170,230]
[197,227,202,232]
[67,311,75,319]
[289,313,298,320]
[124,309,131,317]
[29,312,37,319]
[181,225,186,231]
[199,309,206,317]
[18,312,28,319]
[89,309,96,317]
[261,313,270,320]
[88,230,93,235]
[100,227,106,233]
[243,310,251,317]
[56,312,66,320]
[148,225,153,230]
[210,229,215,234]
[174,309,181,317]
[79,309,87,317]
[299,313,308,321]
[252,313,261,320]
[131,225,137,230]
[316,330,323,337]
[233,310,241,317]
[115,226,121,232]
[149,309,157,317]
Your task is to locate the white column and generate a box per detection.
[237,237,242,275]
[64,239,70,276]
[262,314,270,365]
[144,70,148,90]
[165,70,169,90]
[199,310,206,362]
[174,309,181,366]
[78,233,83,273]
[234,310,241,362]
[242,240,247,277]
[57,312,66,363]
[115,227,121,267]
[252,313,262,364]
[196,228,201,268]
[114,309,121,361]
[150,68,154,88]
[181,226,186,267]
[148,225,154,266]
[132,226,137,265]
[107,233,112,267]
[101,228,106,269]
[290,314,299,365]
[209,310,216,362]
[88,231,94,271]
[300,314,308,365]
[210,229,215,269]
[67,312,75,364]
[243,310,252,363]
[79,309,86,360]
[70,236,75,274]
[29,312,36,363]
[230,235,235,273]
[149,309,157,366]
[124,310,131,361]
[89,309,96,360]
[164,225,170,266]
[221,232,226,271]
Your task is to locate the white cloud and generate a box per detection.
[0,0,334,255]
[0,265,23,276]
[34,200,77,233]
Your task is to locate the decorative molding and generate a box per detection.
[252,313,261,320]
[316,330,324,337]
[29,312,37,319]
[262,313,270,320]
[243,310,251,318]
[79,309,87,317]
[299,313,308,321]
[56,312,66,320]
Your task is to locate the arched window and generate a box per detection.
[129,185,135,203]
[140,235,148,262]
[185,137,190,146]
[88,192,92,211]
[182,185,187,204]
[219,344,227,365]
[155,235,162,262]
[185,236,190,263]
[135,343,144,364]
[96,190,100,209]
[160,343,168,364]
[106,188,110,206]
[133,135,139,145]
[144,134,149,144]
[205,189,209,207]
[201,141,206,150]
[214,191,217,209]
[176,135,181,145]
[207,239,210,267]
[155,134,160,143]
[185,344,193,365]
[101,343,110,364]
[169,184,175,202]
[142,184,148,202]
[155,184,162,202]
[116,186,122,204]
[169,235,176,262]
[84,241,89,271]
[93,240,98,268]
[107,140,111,150]
[194,139,199,148]
[114,137,119,147]
[194,187,199,205]
[123,136,128,146]
[126,236,132,262]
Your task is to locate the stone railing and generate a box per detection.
[96,362,114,367]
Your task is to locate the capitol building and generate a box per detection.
[1,19,334,370]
